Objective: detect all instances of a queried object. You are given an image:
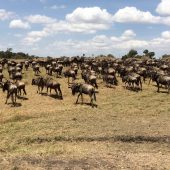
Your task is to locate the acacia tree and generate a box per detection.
[127,49,138,58]
[148,52,155,59]
[143,49,155,59]
[143,49,149,55]
[5,48,13,58]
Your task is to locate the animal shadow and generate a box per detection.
[124,86,141,92]
[40,92,48,96]
[75,102,98,108]
[49,94,63,100]
[8,102,22,107]
[105,85,116,89]
[17,96,29,100]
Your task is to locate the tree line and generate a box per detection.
[0,48,36,59]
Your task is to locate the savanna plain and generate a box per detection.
[0,66,170,169]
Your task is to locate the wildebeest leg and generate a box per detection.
[68,77,69,85]
[132,82,135,90]
[58,86,63,99]
[90,94,94,107]
[11,94,14,105]
[23,88,27,95]
[37,86,40,93]
[93,91,96,101]
[95,82,98,89]
[148,77,152,85]
[168,84,170,94]
[76,93,81,104]
[47,87,49,93]
[50,88,52,94]
[5,92,10,104]
[14,92,17,103]
[140,78,142,91]
[41,86,44,93]
[81,94,83,104]
[54,88,58,96]
[19,89,22,96]
[157,82,159,92]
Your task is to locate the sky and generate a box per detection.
[0,0,170,57]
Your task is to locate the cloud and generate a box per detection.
[23,7,114,44]
[0,9,15,20]
[45,30,170,56]
[26,14,56,24]
[23,29,49,45]
[156,0,170,16]
[161,31,170,39]
[66,7,112,24]
[9,19,30,29]
[50,5,66,10]
[121,29,136,40]
[22,6,170,48]
[47,30,149,55]
[113,7,161,24]
[44,7,113,34]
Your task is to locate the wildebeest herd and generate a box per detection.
[0,56,170,107]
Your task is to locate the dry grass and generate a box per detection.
[0,66,170,169]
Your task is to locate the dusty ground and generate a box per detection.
[0,66,170,169]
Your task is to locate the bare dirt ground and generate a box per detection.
[0,67,170,169]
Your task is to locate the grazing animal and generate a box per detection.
[122,73,142,91]
[32,77,44,93]
[25,61,29,71]
[64,69,76,85]
[2,80,17,105]
[0,65,3,73]
[53,65,63,77]
[15,81,27,96]
[44,77,63,99]
[152,74,170,93]
[45,64,52,75]
[11,71,22,80]
[33,65,41,75]
[0,73,4,83]
[103,74,118,87]
[8,66,16,77]
[71,83,97,107]
[81,71,98,88]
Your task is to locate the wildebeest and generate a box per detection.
[0,73,4,83]
[8,66,16,77]
[11,71,22,80]
[43,77,63,99]
[2,80,17,105]
[45,64,52,75]
[33,65,41,75]
[53,65,63,78]
[0,65,3,73]
[122,73,142,91]
[103,74,118,87]
[32,77,44,93]
[15,80,27,96]
[81,70,98,88]
[25,61,29,71]
[71,83,97,107]
[151,73,170,93]
[64,69,76,85]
